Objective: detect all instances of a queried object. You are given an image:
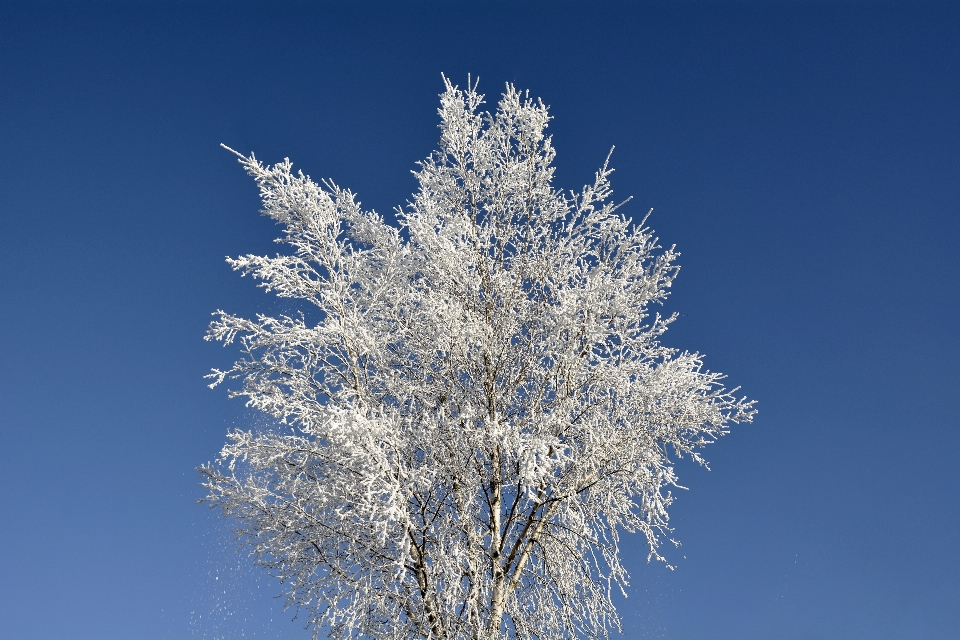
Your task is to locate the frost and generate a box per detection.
[201,76,756,640]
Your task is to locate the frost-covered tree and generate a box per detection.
[202,77,755,640]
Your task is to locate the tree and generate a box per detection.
[201,77,755,640]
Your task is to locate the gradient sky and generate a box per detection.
[1,2,958,639]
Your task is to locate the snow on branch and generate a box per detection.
[202,78,756,640]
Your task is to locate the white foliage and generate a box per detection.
[202,77,755,640]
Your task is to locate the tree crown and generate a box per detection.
[203,77,756,640]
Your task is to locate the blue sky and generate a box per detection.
[1,1,958,638]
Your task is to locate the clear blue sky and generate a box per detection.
[1,1,957,638]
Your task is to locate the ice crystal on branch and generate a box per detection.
[202,76,755,640]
